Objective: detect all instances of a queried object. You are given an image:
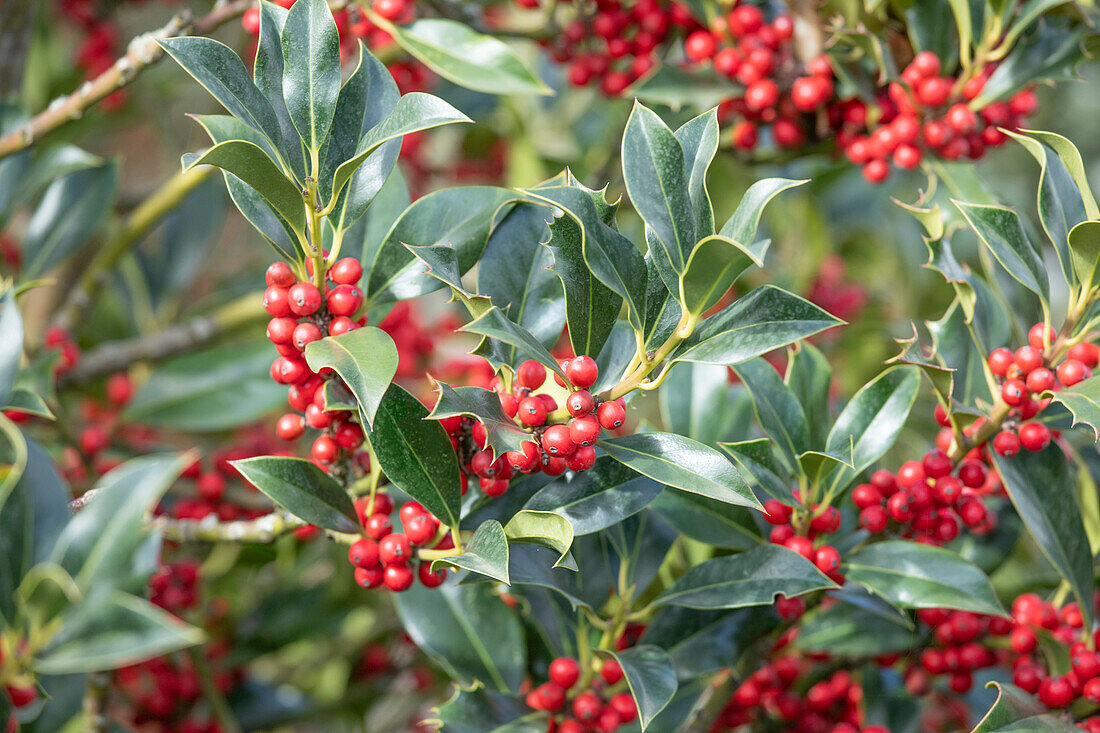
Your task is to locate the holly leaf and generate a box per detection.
[842,541,1006,616]
[369,384,462,528]
[523,457,662,535]
[649,490,762,549]
[732,358,810,474]
[233,456,359,533]
[185,140,305,232]
[671,285,842,366]
[433,520,510,584]
[971,682,1080,732]
[460,306,567,379]
[503,510,574,567]
[653,545,838,609]
[994,445,1096,632]
[280,0,341,153]
[593,646,677,730]
[303,327,397,428]
[1045,375,1100,440]
[599,433,761,509]
[954,200,1048,308]
[428,383,532,459]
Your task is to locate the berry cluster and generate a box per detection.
[490,357,624,478]
[57,0,133,110]
[838,52,1039,184]
[263,259,370,472]
[986,324,1097,457]
[541,0,684,96]
[347,493,449,592]
[759,499,843,621]
[715,648,886,732]
[524,656,638,732]
[149,559,202,614]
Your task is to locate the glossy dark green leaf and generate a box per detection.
[954,200,1048,306]
[1004,130,1084,287]
[971,682,1080,732]
[329,91,470,206]
[23,163,116,278]
[525,184,647,332]
[394,580,525,692]
[51,454,188,592]
[592,321,638,394]
[1067,220,1100,295]
[671,285,842,366]
[186,140,305,231]
[370,383,462,527]
[303,327,397,428]
[10,144,102,213]
[123,340,288,432]
[649,489,761,549]
[431,685,539,733]
[253,0,306,181]
[732,358,810,472]
[787,343,833,449]
[354,166,409,263]
[434,520,509,583]
[717,177,807,246]
[1046,374,1100,439]
[720,439,796,505]
[643,254,682,352]
[654,545,838,609]
[843,541,1005,616]
[280,0,340,152]
[675,109,719,236]
[594,646,677,730]
[994,445,1095,631]
[34,591,203,674]
[794,601,918,656]
[523,457,662,535]
[642,606,777,678]
[461,306,567,379]
[384,18,551,96]
[478,203,566,354]
[679,236,761,317]
[825,367,922,494]
[495,544,592,609]
[157,36,285,149]
[605,511,677,595]
[928,298,996,407]
[1013,129,1099,220]
[428,383,532,459]
[971,22,1085,108]
[365,186,516,302]
[622,102,695,293]
[503,510,574,566]
[659,361,744,445]
[0,291,22,406]
[233,456,359,533]
[599,432,760,509]
[536,186,621,358]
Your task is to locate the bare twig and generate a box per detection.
[58,294,266,384]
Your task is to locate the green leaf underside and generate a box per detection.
[434,520,510,583]
[594,645,678,730]
[303,327,398,428]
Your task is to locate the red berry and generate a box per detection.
[600,659,624,685]
[785,536,814,561]
[354,565,383,588]
[266,262,296,288]
[1068,342,1099,368]
[327,284,363,317]
[862,159,890,184]
[1018,422,1051,452]
[745,79,779,112]
[349,538,380,568]
[1057,358,1089,387]
[1039,676,1075,708]
[909,51,941,78]
[542,424,576,457]
[404,514,438,545]
[814,546,841,574]
[731,120,758,150]
[762,499,793,525]
[518,396,547,427]
[505,441,541,472]
[365,513,392,540]
[775,594,805,620]
[988,347,1015,376]
[383,564,414,591]
[852,483,883,509]
[373,0,407,20]
[379,533,412,565]
[276,413,305,441]
[993,430,1021,457]
[418,561,447,588]
[292,322,323,351]
[566,356,599,388]
[516,360,547,390]
[1026,367,1055,394]
[549,657,581,689]
[568,415,601,446]
[263,286,292,317]
[893,143,921,169]
[330,257,363,285]
[915,77,952,107]
[597,400,625,429]
[267,317,297,344]
[1001,379,1028,407]
[1015,345,1043,373]
[684,30,717,61]
[1029,322,1056,349]
[566,445,597,472]
[566,390,595,417]
[311,435,339,464]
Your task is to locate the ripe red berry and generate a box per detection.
[762,499,792,525]
[1057,358,1089,387]
[597,400,625,429]
[311,435,339,464]
[1068,342,1099,368]
[958,496,988,527]
[915,77,952,107]
[383,564,414,591]
[266,262,296,288]
[684,30,717,61]
[6,684,37,709]
[418,562,447,588]
[814,546,841,574]
[567,445,597,472]
[566,356,599,388]
[791,76,829,111]
[775,594,805,620]
[197,472,225,501]
[1018,422,1051,452]
[275,413,305,441]
[785,536,814,561]
[993,430,1021,457]
[518,396,548,426]
[1029,322,1056,349]
[566,390,595,417]
[744,79,778,112]
[330,257,363,285]
[852,483,883,509]
[379,533,412,565]
[909,51,941,78]
[329,316,357,336]
[288,282,322,316]
[600,659,624,685]
[1039,676,1075,708]
[568,415,601,446]
[893,143,921,169]
[364,513,392,540]
[373,0,407,20]
[354,565,383,588]
[267,317,297,344]
[887,492,913,522]
[988,347,1014,376]
[1015,345,1043,373]
[292,322,323,352]
[1000,379,1028,407]
[349,538,380,568]
[505,441,541,472]
[516,360,547,390]
[404,514,438,546]
[542,424,576,457]
[731,120,758,150]
[862,159,890,184]
[327,284,363,317]
[549,657,581,689]
[1025,367,1055,393]
[263,286,292,317]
